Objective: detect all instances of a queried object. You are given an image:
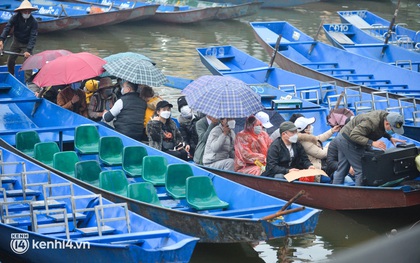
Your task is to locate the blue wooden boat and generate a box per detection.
[0,71,321,243]
[337,10,420,52]
[203,0,320,9]
[0,9,81,33]
[322,23,420,72]
[0,143,198,262]
[192,44,420,210]
[250,21,420,99]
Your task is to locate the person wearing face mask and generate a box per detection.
[202,118,236,171]
[234,115,272,176]
[0,1,38,82]
[146,100,189,161]
[333,110,406,186]
[262,121,315,178]
[294,116,341,173]
[57,81,88,117]
[88,77,117,122]
[103,81,146,141]
[176,96,200,159]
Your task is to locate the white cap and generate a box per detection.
[294,117,316,132]
[255,111,273,128]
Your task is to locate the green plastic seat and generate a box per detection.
[53,151,79,176]
[165,164,194,199]
[15,131,41,157]
[33,142,60,167]
[186,176,229,211]
[99,136,123,166]
[99,170,128,196]
[75,160,102,187]
[74,125,100,154]
[127,182,162,207]
[142,156,168,186]
[122,146,148,177]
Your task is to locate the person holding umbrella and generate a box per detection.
[103,80,146,141]
[0,0,38,81]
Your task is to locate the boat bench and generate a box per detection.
[302,62,339,68]
[318,68,355,73]
[204,55,231,71]
[352,79,391,84]
[335,73,374,79]
[75,229,171,243]
[223,66,273,75]
[328,31,355,45]
[369,84,409,89]
[0,83,12,92]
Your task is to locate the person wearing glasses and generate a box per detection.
[333,111,406,186]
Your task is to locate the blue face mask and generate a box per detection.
[386,129,395,135]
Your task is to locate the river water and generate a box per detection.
[2,0,420,262]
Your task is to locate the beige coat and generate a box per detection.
[298,129,334,170]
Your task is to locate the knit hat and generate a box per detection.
[177,96,188,112]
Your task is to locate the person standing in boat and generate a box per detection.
[103,80,146,141]
[234,115,272,176]
[88,77,117,122]
[193,114,219,164]
[262,121,315,178]
[202,118,236,171]
[56,81,88,118]
[0,0,38,81]
[333,111,406,186]
[146,100,189,161]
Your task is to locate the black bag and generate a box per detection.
[361,144,420,186]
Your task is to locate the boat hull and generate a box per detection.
[205,0,320,8]
[214,2,263,20]
[152,7,220,23]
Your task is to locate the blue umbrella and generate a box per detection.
[182,75,264,118]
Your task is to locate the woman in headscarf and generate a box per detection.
[234,115,272,176]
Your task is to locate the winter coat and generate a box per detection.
[147,118,183,151]
[202,124,235,165]
[298,129,334,170]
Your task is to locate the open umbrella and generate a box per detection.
[33,52,106,87]
[104,52,156,65]
[103,57,167,86]
[21,49,73,70]
[182,75,264,118]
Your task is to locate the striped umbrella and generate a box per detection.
[182,75,264,118]
[103,57,167,86]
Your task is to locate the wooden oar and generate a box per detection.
[261,190,306,221]
[308,18,324,55]
[381,0,401,57]
[1,50,25,57]
[264,35,282,82]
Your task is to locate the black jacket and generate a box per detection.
[325,138,338,176]
[0,13,38,53]
[262,137,313,177]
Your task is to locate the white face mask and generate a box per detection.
[288,133,298,143]
[227,120,236,129]
[254,126,262,135]
[160,110,171,119]
[22,13,31,19]
[180,106,192,118]
[121,87,127,95]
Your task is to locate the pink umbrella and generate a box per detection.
[21,49,73,70]
[33,52,106,87]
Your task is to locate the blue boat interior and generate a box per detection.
[0,72,319,234]
[0,145,197,249]
[250,21,420,100]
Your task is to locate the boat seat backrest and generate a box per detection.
[142,156,168,186]
[186,176,229,211]
[122,146,148,177]
[99,170,128,196]
[127,182,162,207]
[53,151,79,176]
[165,164,194,199]
[15,131,40,157]
[99,136,123,166]
[75,160,102,186]
[34,142,60,166]
[74,125,100,154]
